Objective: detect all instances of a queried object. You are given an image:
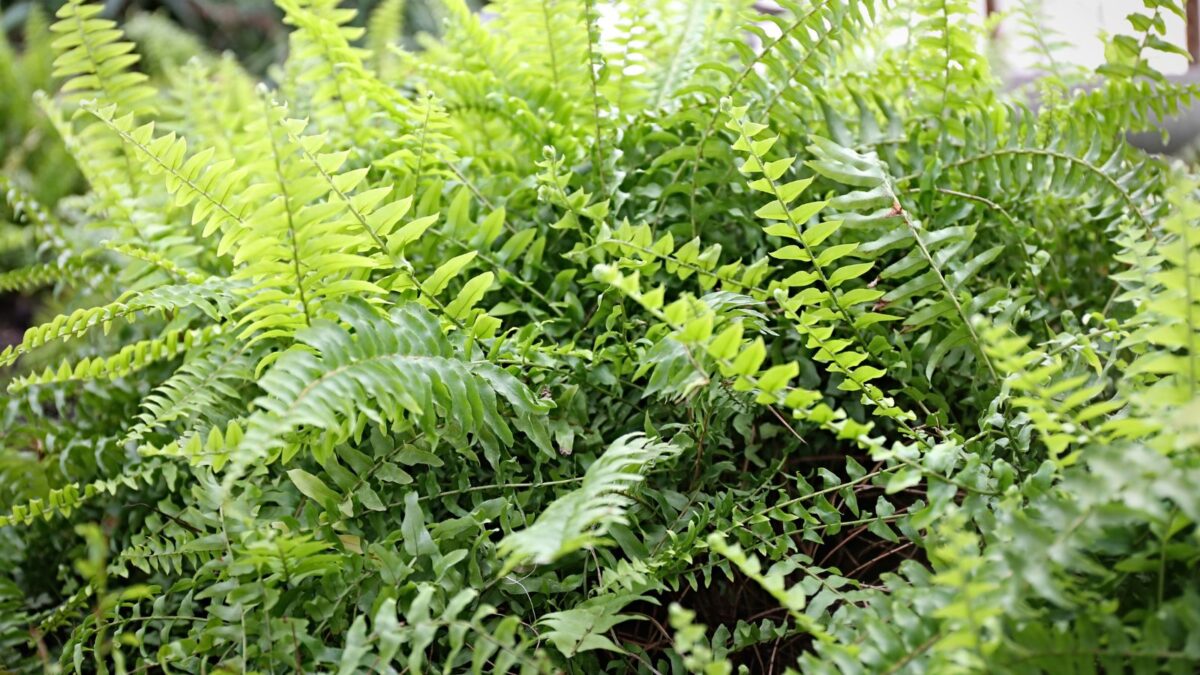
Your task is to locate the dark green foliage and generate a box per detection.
[1,0,1199,673]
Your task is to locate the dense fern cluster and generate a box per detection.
[1,0,1199,672]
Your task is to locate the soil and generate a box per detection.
[0,292,35,348]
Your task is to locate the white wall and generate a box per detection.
[993,0,1191,74]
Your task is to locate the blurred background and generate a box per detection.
[1,0,1194,76]
[0,0,486,74]
[999,0,1189,74]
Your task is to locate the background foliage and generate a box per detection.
[1,0,1200,672]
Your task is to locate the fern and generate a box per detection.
[278,0,373,142]
[8,324,222,393]
[984,322,1124,463]
[122,333,255,444]
[0,260,99,294]
[2,0,1200,672]
[0,277,231,368]
[725,105,906,421]
[0,461,161,528]
[908,0,993,122]
[48,0,157,210]
[499,433,678,569]
[50,0,156,114]
[82,103,249,239]
[655,0,881,228]
[366,0,407,77]
[234,300,552,470]
[1011,0,1076,80]
[1124,176,1200,427]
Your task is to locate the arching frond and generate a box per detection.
[0,277,232,368]
[499,433,679,569]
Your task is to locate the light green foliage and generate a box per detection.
[0,0,1199,673]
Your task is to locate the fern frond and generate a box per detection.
[8,324,223,394]
[220,95,390,344]
[1012,0,1076,80]
[0,277,231,368]
[1071,79,1200,137]
[705,0,875,112]
[422,0,586,163]
[0,460,160,528]
[123,334,254,444]
[141,421,246,471]
[33,91,135,216]
[49,0,156,115]
[1,175,63,241]
[155,56,257,164]
[645,0,728,110]
[595,219,772,296]
[278,0,372,140]
[4,0,1196,669]
[104,242,209,284]
[594,263,893,440]
[658,0,881,227]
[122,12,210,77]
[0,7,61,202]
[81,103,250,239]
[707,534,831,639]
[492,0,592,113]
[1125,177,1200,418]
[593,0,735,116]
[231,300,552,471]
[499,433,679,569]
[0,22,20,145]
[908,0,993,121]
[116,528,223,576]
[46,0,157,205]
[809,136,1005,384]
[0,260,99,294]
[725,106,908,419]
[366,0,407,77]
[983,322,1120,462]
[410,61,574,165]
